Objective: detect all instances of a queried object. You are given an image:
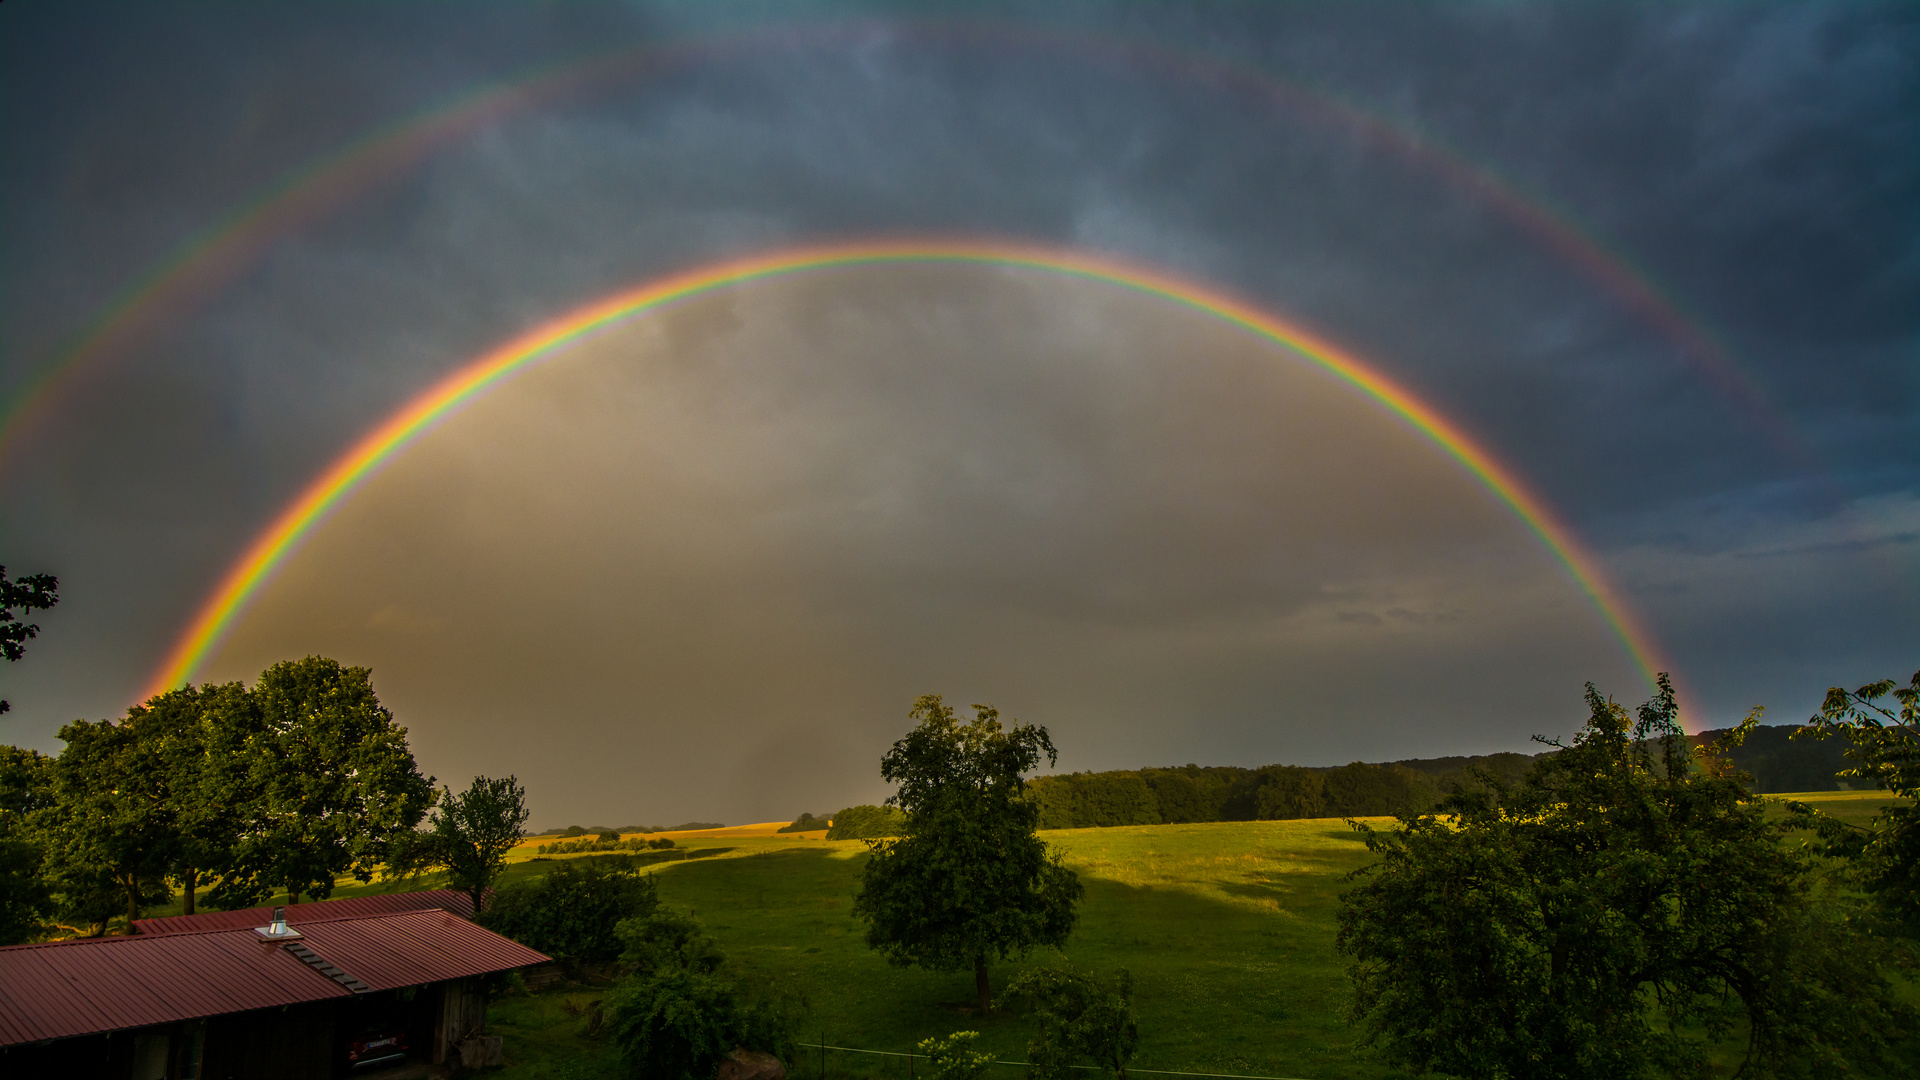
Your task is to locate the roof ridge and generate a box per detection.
[0,906,462,951]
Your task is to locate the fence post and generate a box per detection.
[820,1032,827,1080]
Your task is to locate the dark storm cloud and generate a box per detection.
[0,2,1914,822]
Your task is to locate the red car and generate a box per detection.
[345,1027,409,1071]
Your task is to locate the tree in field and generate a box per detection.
[39,716,177,931]
[0,746,55,943]
[1795,666,1920,932]
[0,566,58,715]
[428,774,530,914]
[224,657,435,903]
[853,694,1081,1014]
[132,682,259,914]
[1337,675,1913,1079]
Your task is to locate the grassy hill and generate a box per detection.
[471,790,1904,1080]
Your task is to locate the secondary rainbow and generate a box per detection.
[144,240,1675,712]
[2,19,1807,480]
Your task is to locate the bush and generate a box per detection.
[480,857,659,963]
[916,1031,993,1080]
[606,967,792,1080]
[825,805,907,840]
[616,907,724,977]
[1005,968,1138,1078]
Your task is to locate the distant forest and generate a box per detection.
[1026,724,1858,828]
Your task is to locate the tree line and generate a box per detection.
[1025,723,1857,832]
[1026,758,1497,828]
[0,655,526,943]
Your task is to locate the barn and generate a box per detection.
[0,890,549,1079]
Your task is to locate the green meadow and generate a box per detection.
[133,791,1903,1079]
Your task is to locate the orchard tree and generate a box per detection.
[853,694,1081,1014]
[1796,666,1920,932]
[0,566,58,714]
[40,716,176,930]
[1337,675,1912,1079]
[225,657,435,903]
[429,774,531,914]
[132,682,259,914]
[0,746,54,943]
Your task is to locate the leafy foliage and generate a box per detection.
[0,565,58,715]
[430,774,531,913]
[1337,675,1914,1080]
[777,812,832,833]
[1005,967,1139,1079]
[617,906,725,976]
[0,746,53,943]
[605,966,792,1080]
[1796,667,1920,932]
[220,657,435,903]
[482,857,660,963]
[823,804,907,839]
[854,694,1081,1013]
[39,715,177,931]
[917,1031,993,1080]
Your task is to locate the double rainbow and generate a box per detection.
[143,241,1672,709]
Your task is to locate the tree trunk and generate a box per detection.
[974,954,991,1014]
[288,888,302,905]
[182,866,197,916]
[122,872,140,932]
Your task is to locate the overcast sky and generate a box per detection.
[1,2,1914,828]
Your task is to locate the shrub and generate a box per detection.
[917,1031,992,1080]
[1005,968,1138,1078]
[616,907,724,977]
[825,804,906,840]
[480,857,659,963]
[606,967,791,1080]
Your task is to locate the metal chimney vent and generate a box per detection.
[256,905,301,940]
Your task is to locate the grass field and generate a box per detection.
[131,791,1910,1079]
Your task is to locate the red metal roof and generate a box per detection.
[131,888,480,935]
[0,910,549,1047]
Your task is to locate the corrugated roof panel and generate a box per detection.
[0,910,548,1047]
[0,930,347,1045]
[132,888,478,935]
[297,910,549,992]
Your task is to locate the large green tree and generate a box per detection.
[1796,666,1920,932]
[39,716,177,931]
[1337,675,1912,1079]
[0,745,55,943]
[129,682,259,914]
[428,774,531,914]
[853,694,1081,1014]
[224,657,435,903]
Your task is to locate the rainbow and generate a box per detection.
[143,240,1675,713]
[0,19,1809,479]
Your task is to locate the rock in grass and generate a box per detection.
[717,1047,786,1080]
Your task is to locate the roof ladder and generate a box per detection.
[282,942,373,994]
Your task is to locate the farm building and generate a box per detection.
[0,890,548,1079]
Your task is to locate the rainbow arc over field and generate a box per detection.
[144,241,1676,714]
